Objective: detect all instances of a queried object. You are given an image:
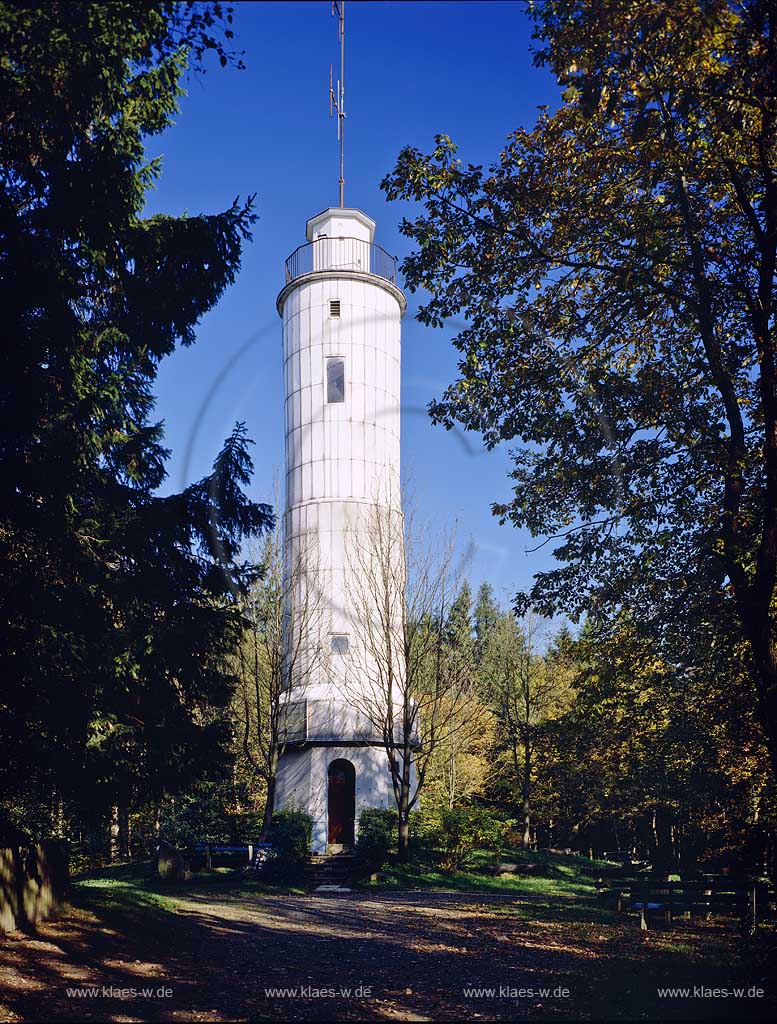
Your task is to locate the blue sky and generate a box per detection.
[147,1,562,610]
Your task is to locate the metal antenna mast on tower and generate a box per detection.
[329,0,346,207]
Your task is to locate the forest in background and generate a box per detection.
[11,568,773,881]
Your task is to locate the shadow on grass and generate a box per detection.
[70,861,307,936]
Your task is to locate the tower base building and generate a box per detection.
[276,744,395,853]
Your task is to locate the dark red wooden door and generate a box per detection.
[327,759,355,845]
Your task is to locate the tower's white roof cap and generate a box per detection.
[306,207,376,243]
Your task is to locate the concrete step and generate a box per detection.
[309,853,356,886]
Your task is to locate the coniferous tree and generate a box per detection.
[0,2,272,837]
[445,581,474,653]
[473,582,499,666]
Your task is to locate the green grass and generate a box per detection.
[70,847,630,920]
[71,860,304,927]
[357,845,620,898]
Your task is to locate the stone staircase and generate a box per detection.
[309,850,356,888]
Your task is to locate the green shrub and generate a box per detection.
[437,807,515,871]
[159,786,262,853]
[356,808,397,868]
[409,807,440,847]
[262,807,312,883]
[437,808,475,870]
[469,808,515,850]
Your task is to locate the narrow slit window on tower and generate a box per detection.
[330,633,350,655]
[329,299,341,318]
[326,357,345,404]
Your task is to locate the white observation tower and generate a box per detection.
[274,206,408,853]
[273,1,412,855]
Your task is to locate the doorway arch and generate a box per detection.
[327,759,355,845]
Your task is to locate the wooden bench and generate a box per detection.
[598,879,772,933]
[193,843,258,869]
[602,850,632,863]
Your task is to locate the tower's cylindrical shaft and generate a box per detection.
[281,252,403,699]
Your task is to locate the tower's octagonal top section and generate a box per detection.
[279,206,404,312]
[306,207,375,244]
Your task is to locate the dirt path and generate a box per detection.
[0,889,772,1021]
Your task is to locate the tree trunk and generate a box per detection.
[109,806,119,863]
[398,813,410,862]
[649,807,675,877]
[742,609,777,782]
[260,742,279,837]
[52,789,64,838]
[232,763,242,813]
[743,259,777,785]
[118,801,130,860]
[397,749,411,862]
[261,771,277,837]
[521,745,531,849]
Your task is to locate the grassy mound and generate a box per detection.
[360,846,630,897]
